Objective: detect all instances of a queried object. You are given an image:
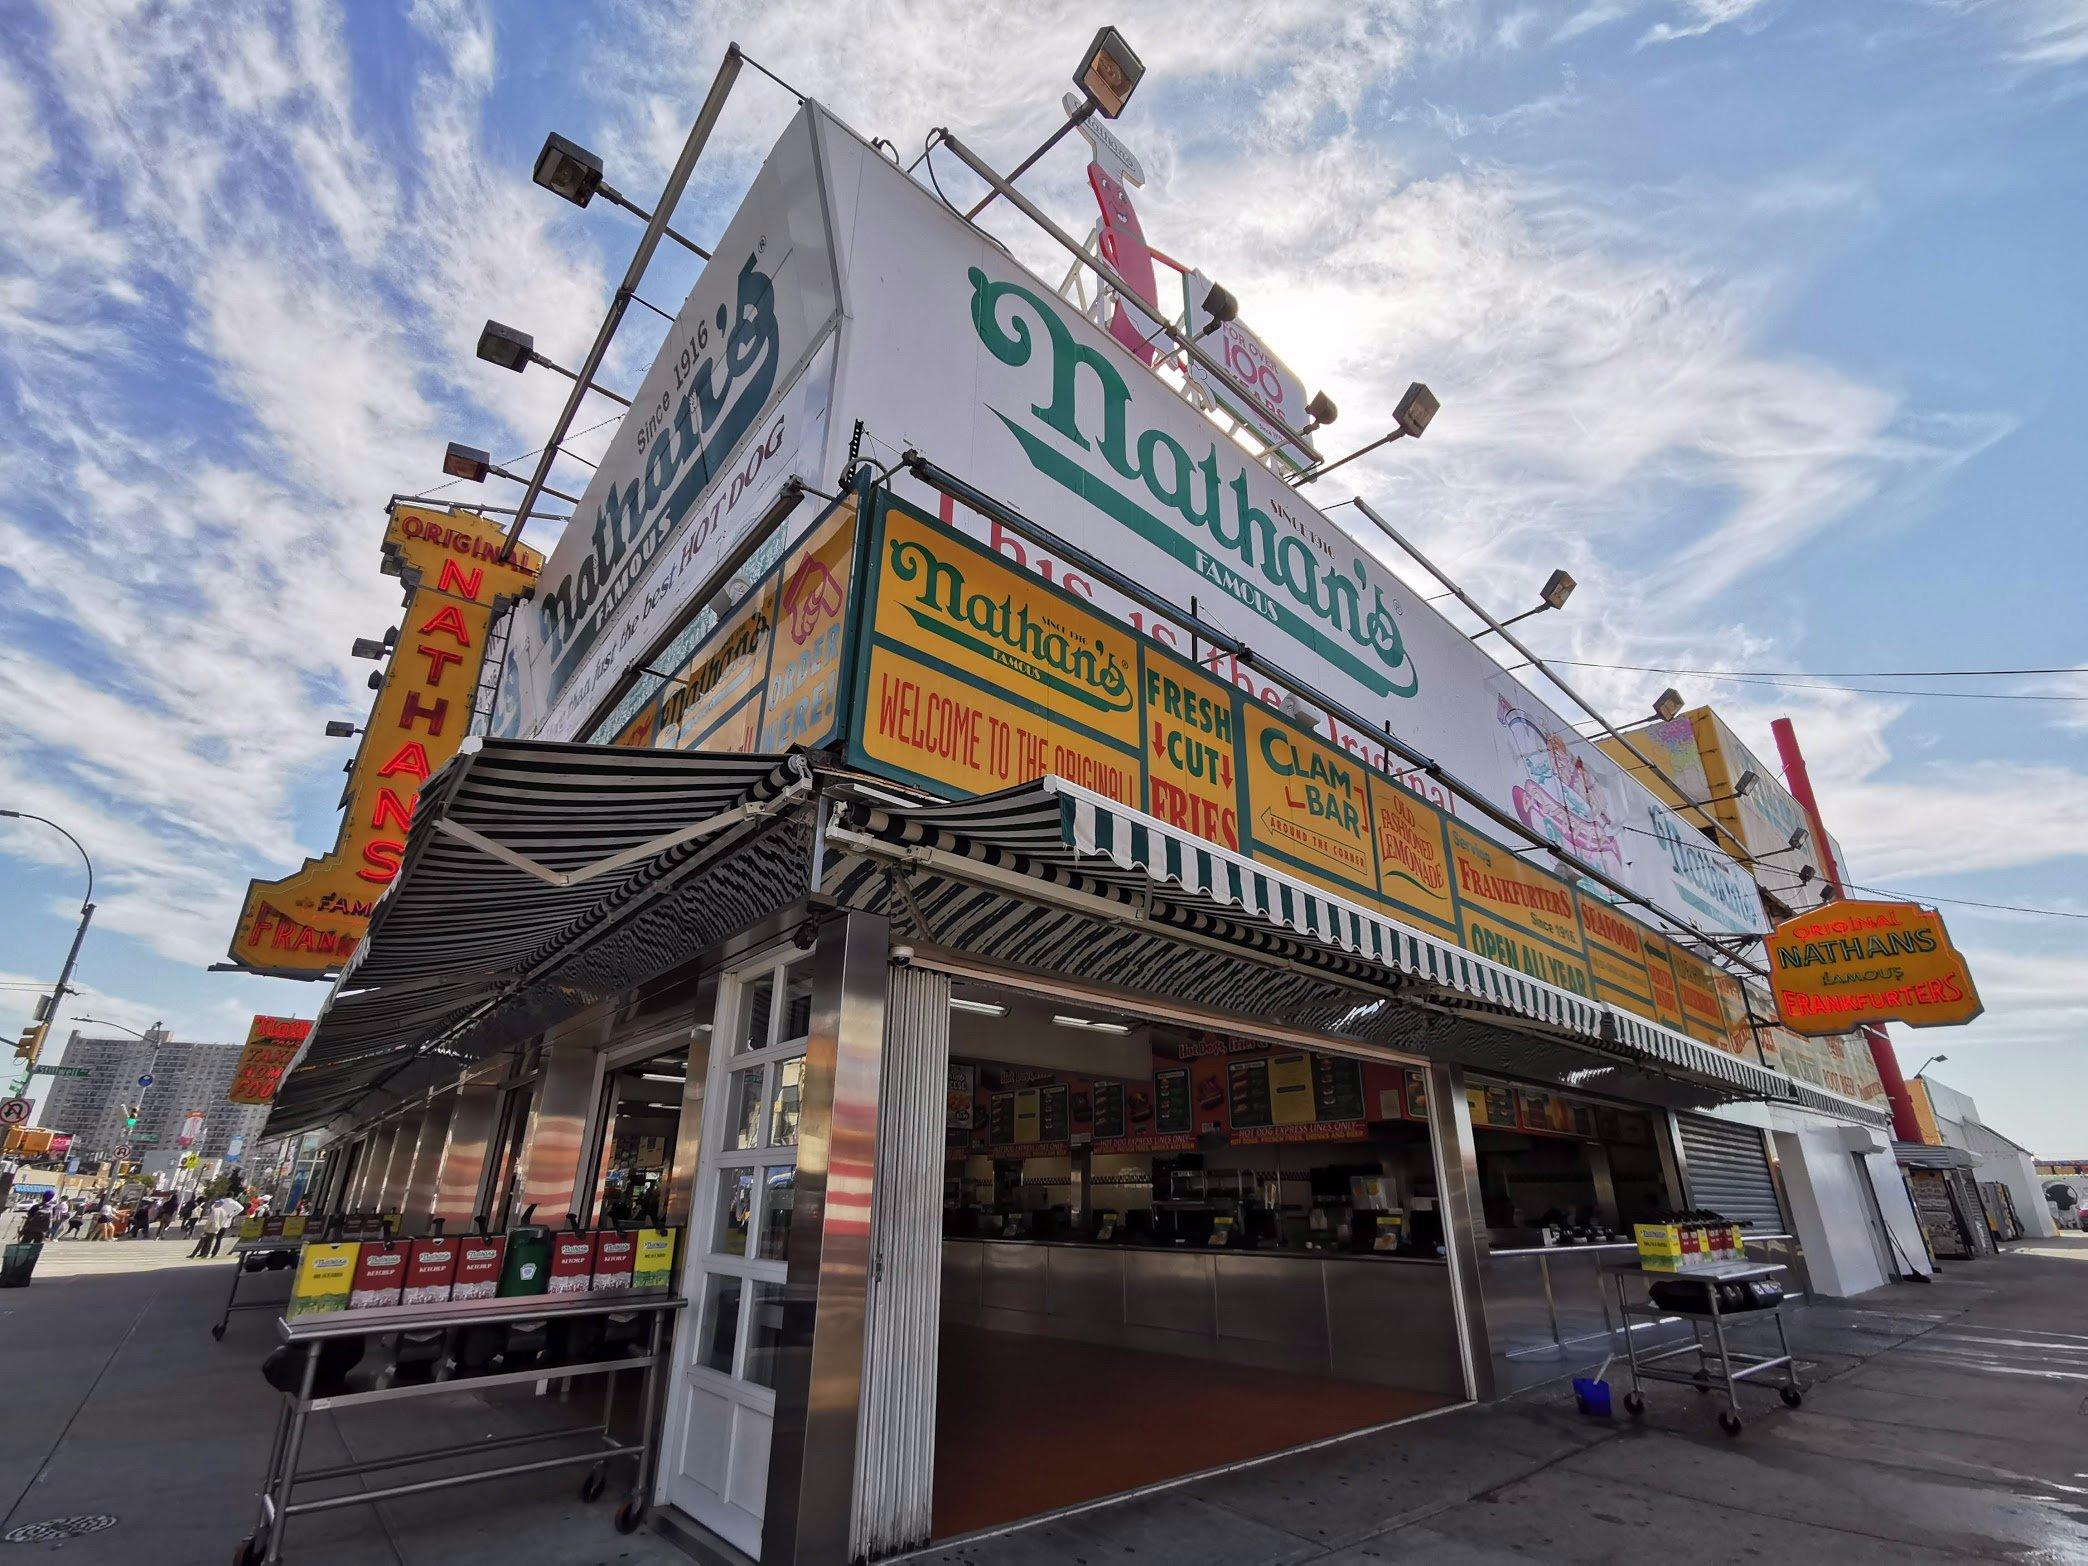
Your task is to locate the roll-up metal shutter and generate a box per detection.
[1676,1113,1786,1233]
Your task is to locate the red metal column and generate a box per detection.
[1770,718,1922,1144]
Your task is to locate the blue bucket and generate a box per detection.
[1572,1376,1612,1417]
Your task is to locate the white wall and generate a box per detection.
[1958,1124,2059,1239]
[1769,1118,1932,1296]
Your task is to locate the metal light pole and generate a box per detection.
[74,1017,166,1165]
[1,811,95,1096]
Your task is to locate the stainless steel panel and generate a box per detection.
[376,1110,428,1214]
[1325,1258,1462,1396]
[430,1078,499,1230]
[762,908,891,1566]
[1214,1254,1326,1349]
[397,1097,453,1232]
[1124,1250,1215,1338]
[517,1039,598,1223]
[941,1239,982,1316]
[352,1123,397,1212]
[980,1241,1048,1315]
[1046,1246,1123,1324]
[1429,1060,1493,1400]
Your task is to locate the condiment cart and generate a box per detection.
[1605,1260,1803,1434]
[236,1289,684,1564]
[212,1237,304,1340]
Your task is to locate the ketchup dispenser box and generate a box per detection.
[591,1230,636,1293]
[548,1231,597,1295]
[451,1233,508,1301]
[348,1241,408,1310]
[403,1234,460,1305]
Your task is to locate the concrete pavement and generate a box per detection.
[908,1237,2088,1565]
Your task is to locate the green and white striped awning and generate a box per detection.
[830,774,1819,1108]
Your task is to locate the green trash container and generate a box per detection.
[1,1241,44,1288]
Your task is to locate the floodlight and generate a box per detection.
[1653,688,1684,723]
[1539,569,1577,612]
[532,133,605,207]
[1395,381,1439,438]
[1076,27,1144,119]
[324,721,359,739]
[443,442,491,483]
[1788,826,1809,852]
[476,320,534,372]
[1195,282,1239,338]
[350,638,386,660]
[1733,768,1760,798]
[1303,390,1339,434]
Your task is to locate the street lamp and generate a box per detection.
[443,442,583,505]
[475,320,632,407]
[0,810,95,1082]
[967,26,1146,221]
[1652,688,1685,723]
[1470,569,1576,641]
[532,132,711,259]
[1912,1054,1948,1078]
[76,1017,166,1155]
[323,721,362,739]
[1290,382,1438,486]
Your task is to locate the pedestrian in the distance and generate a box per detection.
[210,1194,245,1256]
[155,1196,175,1239]
[20,1201,51,1245]
[90,1201,115,1241]
[188,1197,222,1258]
[61,1201,86,1240]
[179,1193,201,1237]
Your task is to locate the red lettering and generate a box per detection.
[418,604,471,644]
[436,558,485,600]
[369,787,413,832]
[417,643,465,686]
[398,691,449,736]
[377,742,431,780]
[359,839,405,884]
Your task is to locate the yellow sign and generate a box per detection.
[1369,776,1456,933]
[1765,900,1982,1036]
[226,1015,312,1105]
[227,506,541,977]
[288,1241,360,1319]
[1445,823,1591,997]
[1576,892,1657,1013]
[1141,651,1240,852]
[760,505,859,750]
[1242,707,1375,897]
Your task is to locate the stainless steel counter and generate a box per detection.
[941,1238,1463,1397]
[1479,1235,1803,1396]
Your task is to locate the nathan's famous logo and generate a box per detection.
[886,534,1132,715]
[534,254,782,690]
[1646,806,1757,928]
[967,268,1419,702]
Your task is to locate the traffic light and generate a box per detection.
[13,1026,34,1060]
[123,1105,139,1129]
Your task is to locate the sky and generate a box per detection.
[0,1,2083,1150]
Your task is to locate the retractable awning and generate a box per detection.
[265,740,818,1136]
[827,775,1870,1118]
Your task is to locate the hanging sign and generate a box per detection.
[226,1016,313,1105]
[225,506,541,976]
[1765,900,1982,1036]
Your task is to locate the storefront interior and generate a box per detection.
[932,976,1466,1538]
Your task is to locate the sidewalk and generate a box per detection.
[909,1236,2088,1564]
[0,1236,685,1564]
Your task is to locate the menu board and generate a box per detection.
[1039,1083,1070,1143]
[1227,1059,1273,1129]
[1154,1069,1192,1135]
[1091,1081,1126,1140]
[1467,1083,1520,1130]
[987,1093,1015,1147]
[1313,1056,1366,1122]
[1269,1055,1316,1126]
[1014,1089,1042,1145]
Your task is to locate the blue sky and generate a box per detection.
[1,1,2083,1149]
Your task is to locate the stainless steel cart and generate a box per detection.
[236,1289,684,1565]
[212,1238,303,1339]
[1606,1260,1802,1435]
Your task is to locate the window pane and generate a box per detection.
[745,1280,791,1390]
[713,1168,755,1257]
[698,1274,742,1375]
[768,1056,804,1148]
[738,974,775,1055]
[727,1067,763,1151]
[758,1166,796,1261]
[779,961,815,1044]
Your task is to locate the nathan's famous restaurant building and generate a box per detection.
[229,58,1945,1563]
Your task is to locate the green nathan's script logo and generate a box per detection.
[888,534,1133,715]
[967,268,1420,701]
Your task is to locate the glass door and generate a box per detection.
[662,949,814,1556]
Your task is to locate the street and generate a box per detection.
[7,1234,2088,1564]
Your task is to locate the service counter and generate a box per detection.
[1479,1233,1802,1395]
[941,1236,1464,1398]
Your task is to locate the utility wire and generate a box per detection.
[1545,658,2087,700]
[1549,660,2088,680]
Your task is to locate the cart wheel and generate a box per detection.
[1719,1411,1744,1435]
[579,1465,607,1503]
[211,1323,227,1341]
[614,1497,644,1534]
[1622,1392,1644,1417]
[1779,1385,1804,1408]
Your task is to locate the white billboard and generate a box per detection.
[807,109,1764,937]
[492,109,844,743]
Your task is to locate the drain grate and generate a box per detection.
[5,1515,117,1544]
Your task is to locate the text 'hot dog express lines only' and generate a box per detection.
[844,495,1867,1090]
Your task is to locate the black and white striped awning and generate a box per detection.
[264,740,817,1135]
[826,775,1850,1114]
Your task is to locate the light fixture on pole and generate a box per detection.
[1470,570,1576,641]
[1193,282,1238,338]
[1911,1054,1947,1078]
[1652,687,1685,723]
[532,132,711,259]
[1300,391,1339,438]
[323,721,362,739]
[1692,769,1760,807]
[476,320,633,407]
[1290,382,1438,486]
[967,25,1145,220]
[443,442,584,506]
[0,810,95,1080]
